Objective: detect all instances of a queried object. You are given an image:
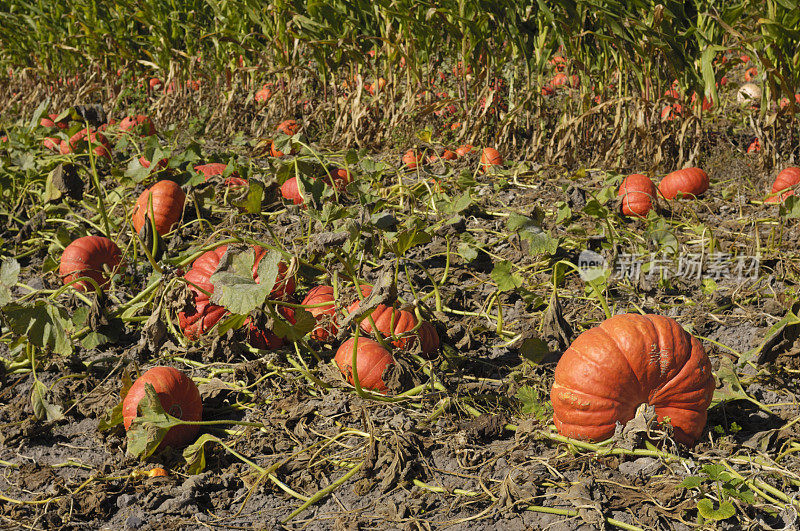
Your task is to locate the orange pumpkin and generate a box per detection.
[123,366,202,449]
[480,148,503,173]
[617,174,656,217]
[402,149,423,169]
[455,144,473,158]
[348,299,439,356]
[765,166,800,204]
[131,180,186,236]
[59,236,123,292]
[334,337,395,393]
[551,313,714,446]
[277,119,300,136]
[658,167,708,200]
[301,286,337,341]
[178,245,295,340]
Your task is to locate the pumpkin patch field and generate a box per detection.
[2,2,800,530]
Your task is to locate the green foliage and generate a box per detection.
[210,248,281,315]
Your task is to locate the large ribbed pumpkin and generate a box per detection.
[658,167,709,200]
[59,236,123,291]
[551,314,714,446]
[334,337,395,393]
[178,245,295,340]
[765,166,800,204]
[131,180,186,236]
[617,174,657,217]
[122,366,202,449]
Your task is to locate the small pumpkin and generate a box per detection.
[480,148,503,173]
[119,115,156,137]
[280,177,304,205]
[455,144,473,158]
[348,296,440,356]
[402,149,423,169]
[617,174,657,217]
[301,285,337,341]
[131,180,186,236]
[765,167,800,204]
[550,313,715,446]
[59,235,123,292]
[658,167,708,200]
[122,366,202,449]
[277,119,300,136]
[334,337,395,393]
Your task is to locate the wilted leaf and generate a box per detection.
[3,301,73,355]
[0,258,20,306]
[31,380,64,421]
[98,402,124,431]
[394,228,432,255]
[272,307,316,341]
[519,336,550,364]
[231,181,264,214]
[183,433,222,475]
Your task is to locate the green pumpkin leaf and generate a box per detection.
[491,260,523,292]
[126,384,182,460]
[696,499,735,521]
[679,476,706,489]
[211,248,280,315]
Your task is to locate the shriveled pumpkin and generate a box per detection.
[765,167,800,204]
[551,313,714,446]
[617,174,657,217]
[131,180,186,236]
[658,167,708,200]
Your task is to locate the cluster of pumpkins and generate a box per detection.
[617,166,799,217]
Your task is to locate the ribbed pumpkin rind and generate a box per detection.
[551,313,714,446]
